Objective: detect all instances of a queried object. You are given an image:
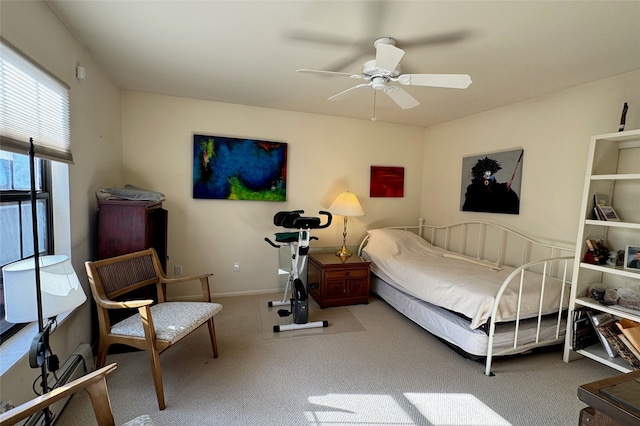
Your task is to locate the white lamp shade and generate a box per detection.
[2,255,86,323]
[328,192,365,217]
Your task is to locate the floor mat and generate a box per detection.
[259,293,366,339]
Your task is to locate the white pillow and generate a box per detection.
[363,228,441,258]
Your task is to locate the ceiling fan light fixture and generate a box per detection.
[362,59,401,78]
[371,77,387,91]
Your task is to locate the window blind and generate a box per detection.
[0,39,72,164]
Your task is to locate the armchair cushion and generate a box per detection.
[111,302,223,343]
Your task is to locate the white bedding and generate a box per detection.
[362,228,567,329]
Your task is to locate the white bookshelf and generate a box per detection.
[563,129,640,372]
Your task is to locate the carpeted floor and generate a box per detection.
[57,292,615,425]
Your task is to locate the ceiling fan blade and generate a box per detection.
[297,69,361,78]
[383,86,419,109]
[400,30,473,48]
[397,74,472,89]
[328,83,371,101]
[375,44,405,72]
[285,28,355,47]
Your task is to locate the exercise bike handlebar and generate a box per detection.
[265,211,331,248]
[264,237,280,248]
[315,211,332,229]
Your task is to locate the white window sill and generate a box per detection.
[0,311,73,376]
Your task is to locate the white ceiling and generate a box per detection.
[46,0,640,128]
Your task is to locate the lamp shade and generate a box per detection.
[328,192,365,217]
[2,255,86,323]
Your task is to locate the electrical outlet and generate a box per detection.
[174,265,183,275]
[233,262,240,272]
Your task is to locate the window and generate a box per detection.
[0,39,70,343]
[0,152,53,340]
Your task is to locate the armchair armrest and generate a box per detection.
[0,364,118,426]
[160,272,213,285]
[159,273,213,302]
[96,298,154,310]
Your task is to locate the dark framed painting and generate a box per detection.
[370,166,404,197]
[460,149,523,214]
[193,134,287,201]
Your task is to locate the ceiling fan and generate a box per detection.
[298,37,472,114]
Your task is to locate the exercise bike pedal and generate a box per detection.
[277,309,291,317]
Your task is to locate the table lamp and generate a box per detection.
[329,191,365,261]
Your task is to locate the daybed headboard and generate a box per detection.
[360,219,575,276]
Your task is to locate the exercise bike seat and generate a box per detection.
[274,232,299,243]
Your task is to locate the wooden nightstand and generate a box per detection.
[307,253,370,308]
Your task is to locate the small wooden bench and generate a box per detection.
[85,248,222,410]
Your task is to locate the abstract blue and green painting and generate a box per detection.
[192,134,287,201]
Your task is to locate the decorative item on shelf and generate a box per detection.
[619,102,628,132]
[625,245,640,271]
[584,238,611,265]
[328,191,365,261]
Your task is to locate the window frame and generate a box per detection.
[0,155,54,343]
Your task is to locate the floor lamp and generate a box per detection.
[328,191,365,261]
[1,139,86,425]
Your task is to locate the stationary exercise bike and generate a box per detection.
[264,210,332,332]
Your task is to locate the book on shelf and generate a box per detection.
[595,205,620,221]
[572,308,599,350]
[618,333,640,361]
[594,193,609,206]
[597,321,640,369]
[617,319,640,353]
[593,193,609,220]
[586,311,618,358]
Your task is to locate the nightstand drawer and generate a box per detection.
[324,268,368,280]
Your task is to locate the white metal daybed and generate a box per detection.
[358,220,574,376]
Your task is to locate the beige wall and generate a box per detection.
[422,69,640,247]
[1,0,122,407]
[121,92,425,297]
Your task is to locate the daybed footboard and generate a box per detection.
[484,255,573,376]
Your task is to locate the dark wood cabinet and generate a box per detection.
[307,253,370,308]
[97,200,168,271]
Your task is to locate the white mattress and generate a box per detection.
[362,228,567,329]
[370,272,565,357]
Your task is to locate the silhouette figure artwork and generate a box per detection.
[461,150,523,214]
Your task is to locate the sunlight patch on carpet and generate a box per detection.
[404,392,511,425]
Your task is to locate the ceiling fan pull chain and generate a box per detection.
[371,91,377,122]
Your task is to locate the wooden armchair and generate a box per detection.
[85,248,222,410]
[0,363,153,426]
